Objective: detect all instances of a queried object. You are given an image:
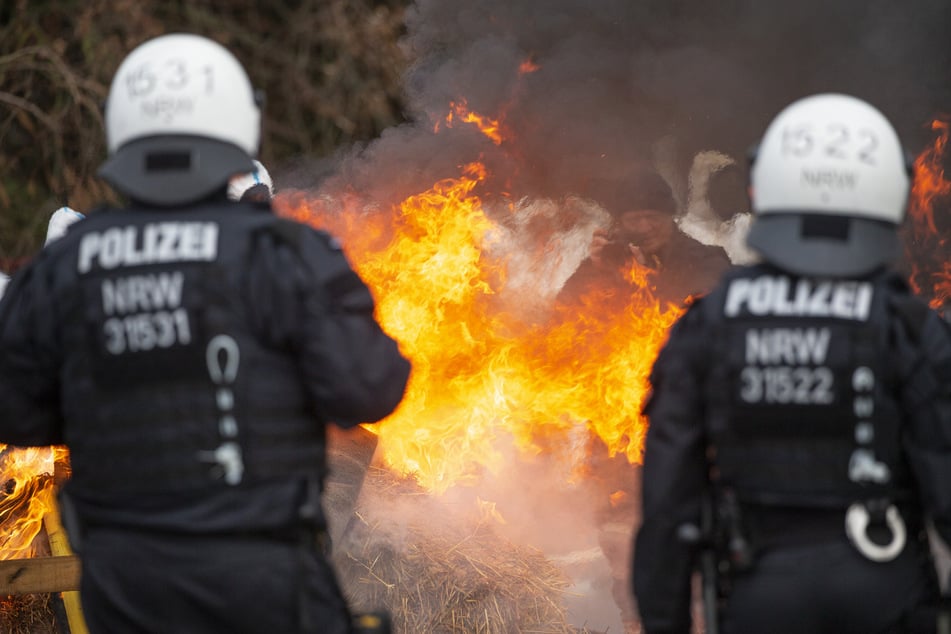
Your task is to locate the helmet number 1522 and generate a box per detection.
[781,125,879,166]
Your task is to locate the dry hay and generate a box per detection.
[334,467,583,634]
[0,594,62,634]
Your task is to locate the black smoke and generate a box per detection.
[316,0,951,208]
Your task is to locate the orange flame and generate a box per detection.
[519,58,540,74]
[438,99,505,145]
[0,446,69,559]
[910,119,950,238]
[932,262,951,308]
[907,117,951,310]
[279,164,682,493]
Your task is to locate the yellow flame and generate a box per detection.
[0,445,68,559]
[279,163,682,493]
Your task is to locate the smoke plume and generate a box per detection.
[319,0,951,209]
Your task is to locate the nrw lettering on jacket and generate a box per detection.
[725,274,873,321]
[102,272,184,317]
[78,222,219,274]
[745,327,831,365]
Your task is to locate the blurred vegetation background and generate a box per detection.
[0,0,411,271]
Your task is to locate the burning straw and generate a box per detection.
[0,594,60,634]
[0,452,69,634]
[335,466,585,634]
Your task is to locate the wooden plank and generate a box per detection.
[0,555,80,595]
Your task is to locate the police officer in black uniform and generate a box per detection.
[0,34,410,634]
[633,93,951,634]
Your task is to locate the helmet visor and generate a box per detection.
[99,135,255,206]
[746,213,898,277]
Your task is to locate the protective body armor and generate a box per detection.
[54,203,326,497]
[699,264,911,509]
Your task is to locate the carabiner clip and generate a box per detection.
[845,502,906,562]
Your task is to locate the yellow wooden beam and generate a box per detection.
[43,505,88,634]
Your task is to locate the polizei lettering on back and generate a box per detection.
[78,221,219,273]
[724,275,873,321]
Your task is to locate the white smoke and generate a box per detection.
[679,150,758,265]
[483,195,609,317]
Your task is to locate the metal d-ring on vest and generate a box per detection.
[199,334,245,485]
[845,502,907,562]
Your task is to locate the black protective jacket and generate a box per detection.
[633,262,951,633]
[0,200,411,535]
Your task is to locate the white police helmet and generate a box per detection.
[747,93,911,277]
[99,34,260,206]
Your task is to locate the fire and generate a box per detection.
[279,163,682,493]
[933,262,951,307]
[907,117,951,310]
[0,446,68,559]
[438,100,505,146]
[518,58,540,74]
[910,119,950,239]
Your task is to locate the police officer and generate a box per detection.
[633,93,951,634]
[0,33,410,634]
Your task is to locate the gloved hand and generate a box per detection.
[46,206,85,245]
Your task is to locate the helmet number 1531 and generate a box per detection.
[125,60,215,99]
